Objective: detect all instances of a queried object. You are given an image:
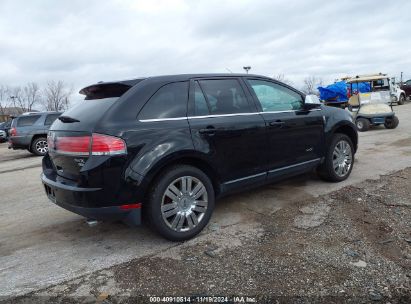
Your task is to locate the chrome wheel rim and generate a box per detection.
[36,140,48,154]
[356,120,363,130]
[333,140,352,177]
[161,176,208,232]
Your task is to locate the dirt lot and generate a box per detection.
[1,103,411,303]
[12,168,411,303]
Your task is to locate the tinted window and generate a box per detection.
[44,114,61,125]
[54,98,117,130]
[16,115,41,127]
[247,79,303,111]
[139,82,188,120]
[406,80,411,85]
[199,79,251,114]
[193,81,210,116]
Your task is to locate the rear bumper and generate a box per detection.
[41,173,141,226]
[9,136,30,150]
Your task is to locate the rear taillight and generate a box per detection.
[48,133,126,156]
[10,127,17,136]
[91,134,127,155]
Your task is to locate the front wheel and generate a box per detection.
[145,165,215,241]
[384,116,399,129]
[31,137,48,156]
[318,133,354,182]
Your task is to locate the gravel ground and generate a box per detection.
[8,168,411,304]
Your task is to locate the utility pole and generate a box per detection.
[243,66,251,74]
[400,72,403,83]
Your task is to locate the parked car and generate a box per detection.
[0,120,12,139]
[9,112,62,156]
[400,79,411,100]
[41,74,358,241]
[0,129,6,143]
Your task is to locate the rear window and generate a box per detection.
[60,98,117,123]
[53,83,135,127]
[44,114,61,125]
[17,115,41,127]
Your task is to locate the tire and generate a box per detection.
[356,118,370,132]
[318,133,354,182]
[145,165,215,241]
[31,137,48,156]
[384,116,399,129]
[398,94,405,105]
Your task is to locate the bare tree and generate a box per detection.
[273,73,293,86]
[23,82,41,111]
[0,85,11,117]
[43,80,73,111]
[301,76,323,95]
[8,83,41,112]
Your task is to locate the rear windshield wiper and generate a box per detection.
[58,116,80,123]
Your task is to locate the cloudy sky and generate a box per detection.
[1,0,410,102]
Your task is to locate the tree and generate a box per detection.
[0,85,10,117]
[43,80,73,111]
[301,76,323,95]
[23,82,41,111]
[8,82,41,112]
[272,73,293,86]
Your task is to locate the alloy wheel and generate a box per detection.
[36,140,48,154]
[161,176,208,232]
[332,140,352,177]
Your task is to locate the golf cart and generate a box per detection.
[346,74,399,132]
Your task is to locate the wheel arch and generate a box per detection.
[332,123,358,152]
[30,134,48,149]
[132,152,222,200]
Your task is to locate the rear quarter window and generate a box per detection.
[16,115,41,127]
[138,82,188,120]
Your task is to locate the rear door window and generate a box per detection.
[44,114,61,125]
[16,115,41,127]
[198,79,252,115]
[138,82,188,120]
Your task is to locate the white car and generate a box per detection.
[0,130,6,143]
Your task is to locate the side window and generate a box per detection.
[16,115,41,127]
[44,114,60,125]
[406,80,411,86]
[199,79,252,115]
[247,79,303,112]
[194,81,210,116]
[139,82,188,120]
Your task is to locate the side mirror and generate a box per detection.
[305,94,321,105]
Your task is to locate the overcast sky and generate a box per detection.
[1,0,410,102]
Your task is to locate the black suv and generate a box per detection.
[41,74,357,241]
[9,112,61,156]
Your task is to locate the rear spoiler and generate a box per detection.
[79,79,145,100]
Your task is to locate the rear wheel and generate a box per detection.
[145,165,215,241]
[356,118,370,132]
[384,116,399,129]
[398,94,405,105]
[31,137,48,156]
[318,133,354,182]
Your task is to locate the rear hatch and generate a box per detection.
[47,81,138,181]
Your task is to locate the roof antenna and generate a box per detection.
[225,68,233,73]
